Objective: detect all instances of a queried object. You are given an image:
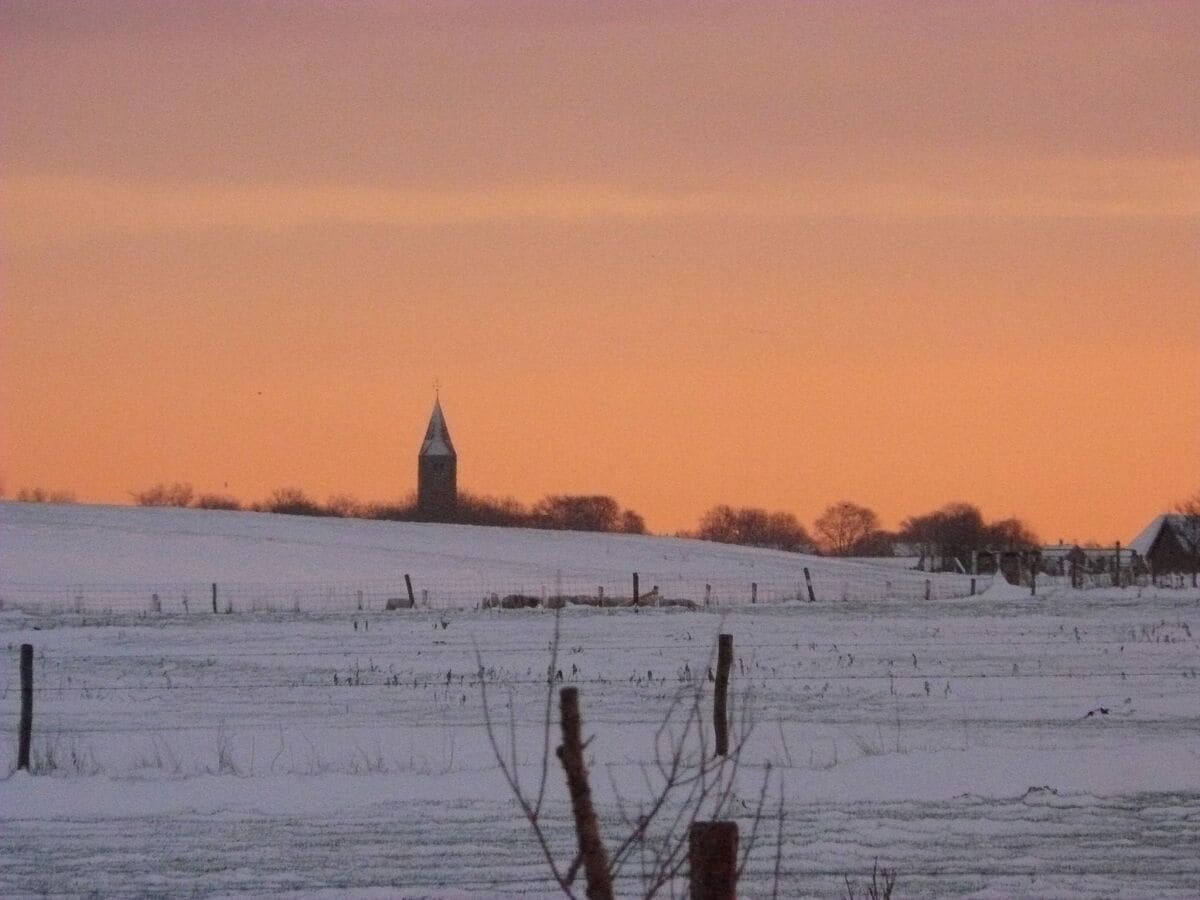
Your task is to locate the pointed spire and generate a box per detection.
[420,398,456,457]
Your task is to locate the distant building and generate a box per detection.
[1038,543,1089,577]
[417,398,457,520]
[1129,515,1200,579]
[1037,542,1138,585]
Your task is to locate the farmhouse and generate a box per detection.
[1129,514,1200,580]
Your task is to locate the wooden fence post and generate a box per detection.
[211,582,218,614]
[558,687,613,900]
[632,572,640,605]
[715,633,733,756]
[803,568,816,602]
[970,577,976,596]
[689,821,738,900]
[705,583,712,606]
[18,644,33,771]
[750,582,757,605]
[924,579,931,601]
[404,574,416,607]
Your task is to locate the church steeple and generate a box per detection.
[417,398,457,519]
[420,398,456,458]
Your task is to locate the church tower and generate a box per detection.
[417,398,457,520]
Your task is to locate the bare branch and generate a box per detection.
[474,640,577,897]
[534,609,563,815]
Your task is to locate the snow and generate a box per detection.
[980,570,1032,600]
[1129,514,1168,556]
[0,501,977,609]
[2,503,1199,896]
[1129,514,1199,557]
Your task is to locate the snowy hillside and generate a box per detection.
[0,501,973,610]
[4,501,1198,896]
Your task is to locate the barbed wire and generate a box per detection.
[5,667,1197,694]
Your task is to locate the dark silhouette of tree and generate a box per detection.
[132,482,194,507]
[15,487,76,504]
[193,493,241,511]
[900,502,1038,571]
[985,517,1040,549]
[324,494,364,518]
[533,495,621,532]
[1174,490,1200,570]
[691,505,812,552]
[454,492,531,527]
[365,493,418,521]
[847,529,899,557]
[261,487,328,516]
[619,508,647,535]
[814,501,881,555]
[360,491,642,532]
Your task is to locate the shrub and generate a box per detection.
[260,487,328,516]
[15,487,76,504]
[193,493,242,510]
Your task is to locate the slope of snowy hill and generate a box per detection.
[2,501,1199,895]
[0,501,972,610]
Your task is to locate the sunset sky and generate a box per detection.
[2,1,1197,543]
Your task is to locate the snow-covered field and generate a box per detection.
[2,503,1199,897]
[0,502,978,611]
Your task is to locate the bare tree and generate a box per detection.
[899,502,1037,571]
[324,493,364,518]
[259,487,328,516]
[193,493,242,510]
[532,495,647,534]
[1173,490,1200,583]
[691,505,813,553]
[477,613,780,898]
[15,486,77,504]
[131,482,195,507]
[814,502,880,556]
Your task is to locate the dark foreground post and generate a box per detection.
[632,572,640,605]
[558,687,613,900]
[211,582,218,614]
[18,644,33,771]
[803,567,816,602]
[750,582,757,604]
[404,574,416,607]
[690,821,738,900]
[715,633,733,756]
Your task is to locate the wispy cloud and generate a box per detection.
[4,157,1196,242]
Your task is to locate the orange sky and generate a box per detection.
[2,1,1198,542]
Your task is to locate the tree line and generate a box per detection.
[119,482,1039,567]
[22,479,1198,574]
[679,499,1040,569]
[123,482,648,534]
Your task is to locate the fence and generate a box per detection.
[4,590,1199,896]
[0,567,983,615]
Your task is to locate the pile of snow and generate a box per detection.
[980,570,1032,600]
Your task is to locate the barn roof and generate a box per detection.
[1129,514,1197,556]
